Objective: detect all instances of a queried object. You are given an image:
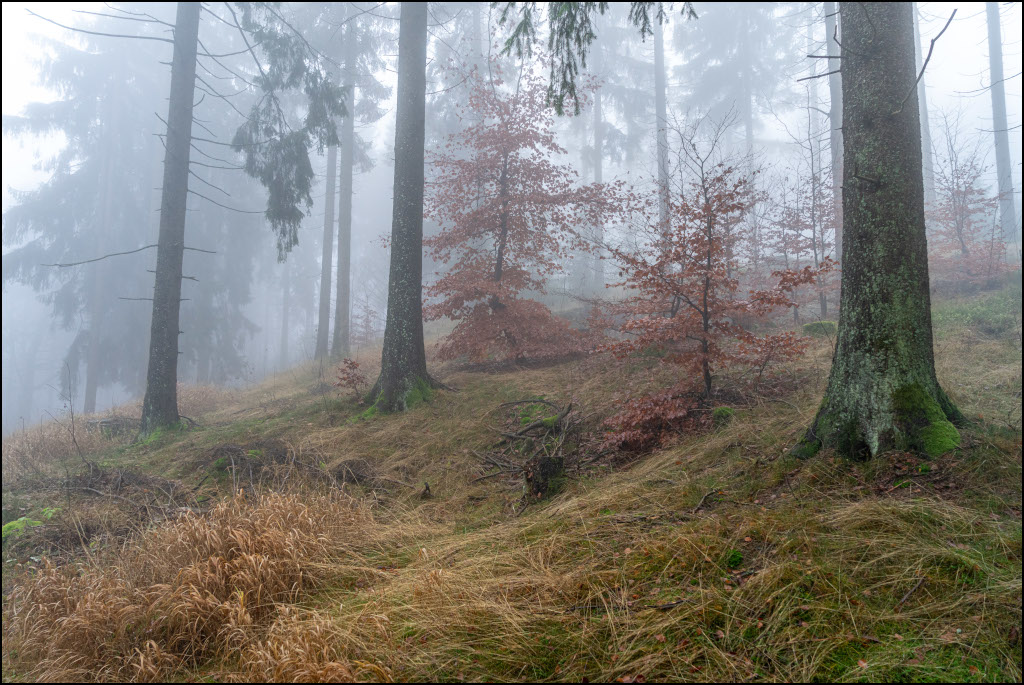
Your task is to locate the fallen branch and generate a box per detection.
[895,576,926,611]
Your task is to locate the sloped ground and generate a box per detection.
[2,289,1021,682]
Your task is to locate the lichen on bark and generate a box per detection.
[793,3,964,461]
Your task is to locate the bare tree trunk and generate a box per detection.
[315,145,337,359]
[280,259,290,371]
[369,2,434,412]
[824,1,843,262]
[84,125,117,415]
[795,2,962,461]
[986,2,1019,247]
[807,9,827,319]
[332,29,357,360]
[654,20,670,235]
[140,2,200,435]
[740,11,754,157]
[913,3,936,211]
[589,89,604,296]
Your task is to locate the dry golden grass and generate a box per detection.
[3,491,391,682]
[3,297,1021,682]
[2,418,114,484]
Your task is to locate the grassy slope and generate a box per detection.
[2,290,1022,683]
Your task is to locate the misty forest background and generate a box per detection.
[2,2,1024,683]
[2,1,1020,436]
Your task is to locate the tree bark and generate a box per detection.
[986,2,1019,246]
[332,29,356,360]
[912,3,936,211]
[806,10,827,319]
[84,124,117,415]
[368,2,434,412]
[280,258,290,371]
[824,1,843,262]
[654,20,670,236]
[140,2,200,435]
[794,2,963,460]
[315,145,337,360]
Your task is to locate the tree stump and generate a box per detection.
[525,456,565,499]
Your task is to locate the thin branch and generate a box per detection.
[955,70,1022,95]
[44,244,157,268]
[148,269,199,282]
[893,9,956,115]
[797,69,840,83]
[26,9,174,43]
[188,168,232,197]
[73,9,175,28]
[188,189,263,214]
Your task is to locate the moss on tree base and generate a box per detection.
[365,375,437,415]
[794,383,962,460]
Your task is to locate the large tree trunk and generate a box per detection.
[794,2,963,460]
[824,1,843,262]
[369,2,434,412]
[986,2,1019,246]
[140,2,200,435]
[654,20,670,235]
[912,3,936,211]
[315,145,337,360]
[332,27,356,360]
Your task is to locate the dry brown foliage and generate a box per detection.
[3,491,384,682]
[2,419,112,484]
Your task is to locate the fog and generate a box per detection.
[2,1,1021,435]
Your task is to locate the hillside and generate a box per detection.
[2,289,1022,683]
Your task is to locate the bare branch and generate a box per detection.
[44,244,157,268]
[26,9,174,43]
[892,9,956,115]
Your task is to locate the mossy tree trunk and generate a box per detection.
[368,2,435,412]
[795,2,963,460]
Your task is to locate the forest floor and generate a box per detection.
[2,285,1022,683]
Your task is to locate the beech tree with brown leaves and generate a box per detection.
[601,119,826,450]
[424,67,619,363]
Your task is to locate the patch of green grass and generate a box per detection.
[803,320,838,337]
[712,406,735,428]
[932,284,1022,338]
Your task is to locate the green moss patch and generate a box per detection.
[892,384,961,457]
[712,406,735,428]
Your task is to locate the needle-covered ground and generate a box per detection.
[2,286,1021,683]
